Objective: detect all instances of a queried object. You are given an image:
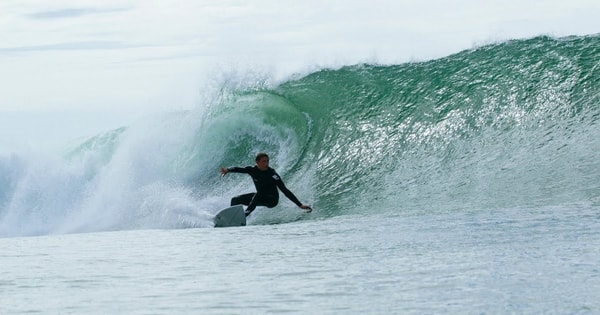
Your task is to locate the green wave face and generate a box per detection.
[1,35,599,236]
[273,35,600,214]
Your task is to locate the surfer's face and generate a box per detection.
[256,156,269,171]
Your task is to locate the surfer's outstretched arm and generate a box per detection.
[220,166,252,177]
[274,175,312,212]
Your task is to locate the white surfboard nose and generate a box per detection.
[214,205,247,227]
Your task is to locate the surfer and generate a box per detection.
[220,152,312,216]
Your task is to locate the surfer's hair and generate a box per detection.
[255,152,269,162]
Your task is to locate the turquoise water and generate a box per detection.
[1,35,600,313]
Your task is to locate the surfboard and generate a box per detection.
[213,205,246,228]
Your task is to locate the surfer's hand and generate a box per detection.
[300,204,312,212]
[220,167,229,176]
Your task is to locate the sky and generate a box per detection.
[0,0,600,111]
[0,0,599,145]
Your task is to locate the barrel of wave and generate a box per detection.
[187,91,314,195]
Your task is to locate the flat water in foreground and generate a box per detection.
[2,204,599,314]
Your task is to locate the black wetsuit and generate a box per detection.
[226,166,302,216]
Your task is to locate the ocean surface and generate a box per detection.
[2,35,600,313]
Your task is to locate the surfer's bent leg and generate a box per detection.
[245,194,260,216]
[231,193,255,206]
[245,194,279,216]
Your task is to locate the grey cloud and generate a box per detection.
[0,41,149,54]
[27,7,131,19]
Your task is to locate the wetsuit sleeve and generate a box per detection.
[227,166,252,174]
[274,172,303,207]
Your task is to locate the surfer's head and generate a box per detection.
[255,152,269,162]
[255,152,270,170]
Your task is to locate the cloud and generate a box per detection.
[27,7,131,20]
[0,41,149,54]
